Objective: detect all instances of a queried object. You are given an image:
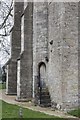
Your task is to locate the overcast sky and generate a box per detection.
[0,0,13,67]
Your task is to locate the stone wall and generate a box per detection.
[6,2,24,94]
[6,1,79,110]
[16,2,33,100]
[78,2,80,108]
[48,2,78,110]
[33,2,79,110]
[33,2,49,99]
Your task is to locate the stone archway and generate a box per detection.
[39,62,46,91]
[38,62,51,107]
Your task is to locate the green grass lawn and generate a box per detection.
[0,100,80,119]
[0,83,6,90]
[0,100,67,119]
[0,100,2,120]
[68,108,80,118]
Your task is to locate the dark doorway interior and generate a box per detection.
[38,62,51,107]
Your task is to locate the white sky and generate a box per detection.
[0,0,12,67]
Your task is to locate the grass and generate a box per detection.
[0,100,67,119]
[0,83,6,90]
[1,100,80,119]
[68,108,80,118]
[0,100,2,120]
[0,83,79,119]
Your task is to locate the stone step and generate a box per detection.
[39,87,51,107]
[41,90,50,94]
[40,98,51,103]
[40,94,51,99]
[40,102,51,107]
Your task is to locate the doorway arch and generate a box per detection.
[39,62,46,89]
[38,62,51,107]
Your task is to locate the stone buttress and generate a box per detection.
[16,2,33,101]
[6,1,24,94]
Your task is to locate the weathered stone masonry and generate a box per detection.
[6,2,24,94]
[6,1,80,111]
[48,2,78,110]
[17,2,33,100]
[33,2,79,110]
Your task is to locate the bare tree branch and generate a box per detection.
[0,0,13,65]
[0,0,13,29]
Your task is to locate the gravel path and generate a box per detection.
[0,89,79,119]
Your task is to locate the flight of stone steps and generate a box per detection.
[40,87,51,107]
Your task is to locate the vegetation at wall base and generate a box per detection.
[1,119,74,120]
[68,108,80,118]
[0,83,6,90]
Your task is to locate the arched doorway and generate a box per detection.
[38,62,51,107]
[39,62,46,91]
